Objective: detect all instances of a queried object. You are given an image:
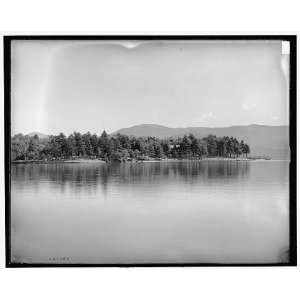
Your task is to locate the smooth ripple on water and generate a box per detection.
[11,160,289,264]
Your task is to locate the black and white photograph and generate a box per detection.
[5,36,296,266]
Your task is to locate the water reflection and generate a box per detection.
[10,160,289,264]
[12,160,250,193]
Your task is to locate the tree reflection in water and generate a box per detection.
[12,161,250,195]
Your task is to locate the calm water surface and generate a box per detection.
[11,160,289,264]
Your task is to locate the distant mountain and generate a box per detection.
[114,124,180,138]
[114,124,289,160]
[28,132,49,139]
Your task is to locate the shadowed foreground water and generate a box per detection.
[11,160,289,264]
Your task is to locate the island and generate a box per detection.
[11,131,253,163]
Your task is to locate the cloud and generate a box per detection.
[242,103,257,111]
[199,112,216,121]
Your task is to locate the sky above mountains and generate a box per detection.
[11,40,289,135]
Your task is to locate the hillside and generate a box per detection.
[114,124,290,160]
[28,132,49,139]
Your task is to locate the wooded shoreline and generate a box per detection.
[11,131,252,163]
[11,157,264,165]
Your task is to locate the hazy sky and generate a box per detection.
[11,40,289,135]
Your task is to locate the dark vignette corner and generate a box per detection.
[288,35,297,266]
[3,35,297,268]
[4,36,12,267]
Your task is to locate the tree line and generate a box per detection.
[11,131,250,162]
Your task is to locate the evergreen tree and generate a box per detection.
[11,131,251,162]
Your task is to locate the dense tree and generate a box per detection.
[11,134,28,160]
[204,135,218,157]
[243,143,250,158]
[11,132,250,162]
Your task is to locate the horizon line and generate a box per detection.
[12,123,289,136]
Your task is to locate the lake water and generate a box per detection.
[10,160,289,264]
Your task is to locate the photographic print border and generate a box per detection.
[4,35,297,267]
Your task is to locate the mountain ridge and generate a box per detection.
[114,124,289,160]
[22,124,289,159]
[28,132,49,139]
[113,123,287,133]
